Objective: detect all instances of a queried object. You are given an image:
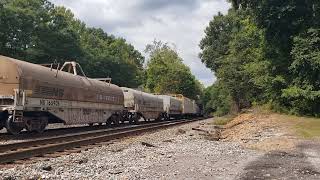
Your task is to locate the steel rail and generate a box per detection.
[0,119,185,153]
[0,118,205,164]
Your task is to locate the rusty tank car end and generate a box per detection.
[0,55,124,135]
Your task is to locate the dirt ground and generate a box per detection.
[220,110,320,180]
[221,112,298,152]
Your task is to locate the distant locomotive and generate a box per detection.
[0,55,202,135]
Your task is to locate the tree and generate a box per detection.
[282,28,320,116]
[0,0,54,59]
[25,6,83,64]
[199,11,240,71]
[0,0,144,87]
[231,0,320,115]
[201,0,320,116]
[145,40,203,100]
[200,10,269,112]
[202,82,232,116]
[79,28,144,87]
[229,0,320,90]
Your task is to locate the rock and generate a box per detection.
[41,165,52,171]
[109,170,123,175]
[213,125,224,130]
[3,176,16,180]
[176,129,186,135]
[192,127,209,133]
[204,131,221,141]
[27,175,42,180]
[141,142,156,147]
[109,147,124,152]
[77,158,88,164]
[163,139,173,143]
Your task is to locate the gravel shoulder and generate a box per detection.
[0,118,262,180]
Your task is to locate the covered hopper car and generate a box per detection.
[121,87,164,123]
[0,56,124,134]
[156,95,182,120]
[173,94,201,118]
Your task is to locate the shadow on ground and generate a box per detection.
[240,145,320,180]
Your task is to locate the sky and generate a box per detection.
[50,0,230,87]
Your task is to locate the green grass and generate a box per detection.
[212,115,235,126]
[252,105,320,139]
[295,117,320,139]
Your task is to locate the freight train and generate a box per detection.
[0,55,201,135]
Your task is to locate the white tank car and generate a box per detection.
[156,95,182,119]
[121,88,164,122]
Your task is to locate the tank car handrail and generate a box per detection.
[76,62,87,78]
[59,61,87,78]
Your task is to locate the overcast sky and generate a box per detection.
[50,0,230,86]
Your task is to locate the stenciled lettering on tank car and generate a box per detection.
[34,85,64,98]
[96,94,119,102]
[0,95,14,99]
[39,99,60,107]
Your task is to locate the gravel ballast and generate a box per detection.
[0,118,262,180]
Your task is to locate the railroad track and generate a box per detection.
[0,118,205,164]
[0,120,164,141]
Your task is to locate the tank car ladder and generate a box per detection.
[12,89,25,123]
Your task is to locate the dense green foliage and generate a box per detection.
[0,0,144,87]
[201,0,320,116]
[0,0,203,98]
[282,29,320,114]
[145,41,203,100]
[202,82,232,116]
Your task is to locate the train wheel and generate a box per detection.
[132,114,139,124]
[112,115,120,126]
[106,115,115,126]
[25,118,48,133]
[88,123,94,127]
[106,119,112,126]
[5,116,23,135]
[36,118,48,133]
[120,113,126,124]
[128,114,133,124]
